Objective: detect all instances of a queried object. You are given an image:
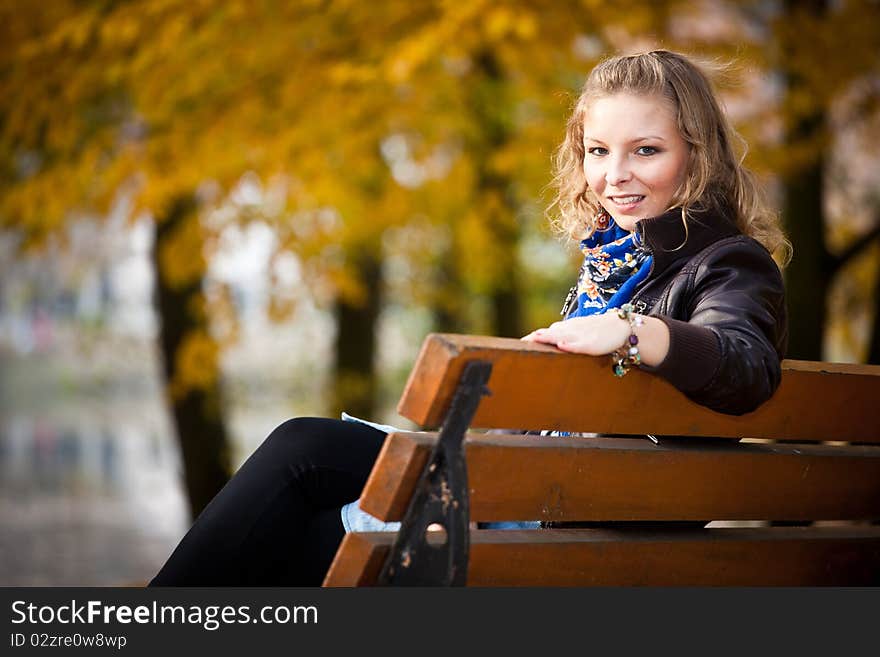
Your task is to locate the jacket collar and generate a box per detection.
[635,207,740,272]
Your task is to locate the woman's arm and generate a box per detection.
[524,238,787,415]
[522,312,670,366]
[645,240,787,415]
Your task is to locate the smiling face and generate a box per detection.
[582,92,690,231]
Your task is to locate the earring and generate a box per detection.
[593,206,611,231]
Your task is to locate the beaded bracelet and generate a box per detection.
[611,302,644,377]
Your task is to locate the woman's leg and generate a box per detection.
[149,417,386,586]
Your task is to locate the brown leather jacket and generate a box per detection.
[630,208,788,416]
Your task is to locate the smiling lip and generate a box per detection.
[608,195,645,209]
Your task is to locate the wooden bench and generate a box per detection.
[324,333,880,586]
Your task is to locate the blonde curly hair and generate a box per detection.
[548,50,790,264]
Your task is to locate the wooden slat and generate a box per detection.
[322,533,389,587]
[325,527,880,586]
[396,334,880,443]
[358,431,432,521]
[358,432,880,523]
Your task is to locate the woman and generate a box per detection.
[150,50,788,586]
[523,49,788,415]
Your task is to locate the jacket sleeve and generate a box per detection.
[645,238,788,415]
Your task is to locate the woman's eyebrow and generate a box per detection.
[584,135,666,142]
[584,135,667,142]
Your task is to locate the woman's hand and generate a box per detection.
[522,311,671,366]
[521,312,630,355]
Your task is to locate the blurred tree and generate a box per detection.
[153,195,230,515]
[774,0,880,360]
[0,0,345,515]
[0,0,438,510]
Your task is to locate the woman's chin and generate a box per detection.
[610,214,639,231]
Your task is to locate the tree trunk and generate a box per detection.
[151,196,231,520]
[780,0,832,360]
[331,251,382,419]
[781,139,830,360]
[431,255,467,334]
[868,265,880,365]
[473,50,523,339]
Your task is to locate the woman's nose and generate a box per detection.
[605,156,632,186]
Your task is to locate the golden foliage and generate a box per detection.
[168,328,220,401]
[157,211,207,290]
[1,0,877,335]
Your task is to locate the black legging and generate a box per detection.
[149,417,386,586]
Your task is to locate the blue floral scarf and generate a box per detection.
[563,212,653,319]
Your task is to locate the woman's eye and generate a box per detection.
[636,146,659,155]
[586,147,608,156]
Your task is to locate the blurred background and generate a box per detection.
[1,0,878,586]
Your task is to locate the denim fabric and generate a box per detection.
[339,413,403,533]
[340,499,401,533]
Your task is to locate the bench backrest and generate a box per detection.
[324,334,880,586]
[398,334,880,442]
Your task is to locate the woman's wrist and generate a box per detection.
[610,305,643,376]
[613,312,670,368]
[632,316,671,367]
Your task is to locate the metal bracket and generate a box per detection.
[376,360,492,586]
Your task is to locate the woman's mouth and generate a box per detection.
[607,195,645,209]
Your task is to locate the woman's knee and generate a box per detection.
[262,417,335,458]
[261,416,384,470]
[269,417,331,441]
